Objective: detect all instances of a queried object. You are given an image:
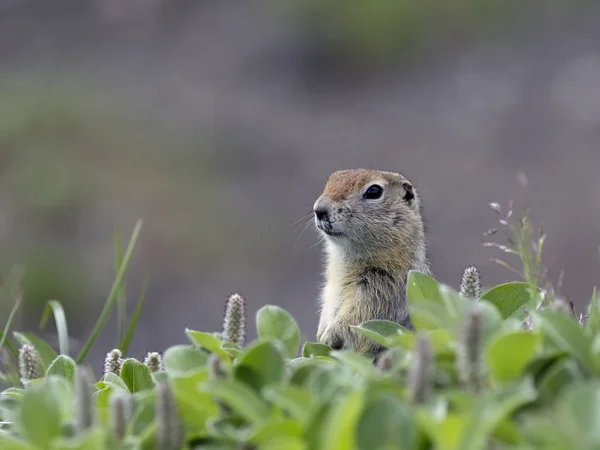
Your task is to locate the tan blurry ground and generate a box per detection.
[0,0,599,372]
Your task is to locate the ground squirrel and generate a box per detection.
[313,168,431,357]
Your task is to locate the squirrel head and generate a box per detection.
[313,169,424,256]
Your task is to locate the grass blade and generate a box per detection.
[0,298,21,360]
[0,267,25,360]
[120,274,149,355]
[76,219,143,364]
[39,300,70,356]
[114,227,127,347]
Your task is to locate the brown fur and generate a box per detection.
[313,169,431,357]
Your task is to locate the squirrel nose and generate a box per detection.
[314,207,329,222]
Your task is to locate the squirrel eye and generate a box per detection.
[363,184,383,200]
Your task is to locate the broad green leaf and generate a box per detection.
[481,282,535,319]
[406,270,443,303]
[46,355,76,383]
[256,305,301,359]
[262,386,313,425]
[537,358,583,402]
[247,419,304,444]
[163,345,208,376]
[234,341,285,391]
[555,382,600,446]
[330,351,375,378]
[17,384,62,447]
[93,387,113,426]
[356,395,416,450]
[255,435,306,450]
[102,372,130,392]
[350,320,411,347]
[13,332,58,371]
[0,433,32,450]
[201,379,271,425]
[486,331,541,382]
[320,390,365,450]
[120,359,154,393]
[44,376,75,422]
[459,377,538,450]
[129,390,156,438]
[186,329,230,361]
[169,369,218,439]
[302,342,332,358]
[1,387,24,398]
[537,310,596,374]
[49,427,107,450]
[205,416,247,442]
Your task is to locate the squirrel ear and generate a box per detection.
[402,182,415,205]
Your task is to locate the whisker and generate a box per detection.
[292,211,313,228]
[291,217,316,253]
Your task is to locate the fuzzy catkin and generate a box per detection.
[222,293,246,346]
[143,352,163,373]
[104,349,123,376]
[18,344,43,381]
[458,309,484,392]
[156,383,183,450]
[75,367,96,431]
[459,266,481,300]
[110,393,132,441]
[407,334,433,404]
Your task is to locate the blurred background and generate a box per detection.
[1,0,599,373]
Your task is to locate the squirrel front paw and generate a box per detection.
[317,322,345,350]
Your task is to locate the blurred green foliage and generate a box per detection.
[278,0,587,70]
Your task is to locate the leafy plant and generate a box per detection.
[0,198,598,449]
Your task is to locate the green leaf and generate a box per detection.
[43,376,75,422]
[1,387,25,399]
[39,300,69,357]
[17,384,63,447]
[120,359,155,393]
[350,320,410,347]
[256,305,301,359]
[163,345,208,376]
[537,310,596,374]
[537,358,584,402]
[481,282,535,319]
[249,420,304,446]
[234,341,285,391]
[129,390,156,438]
[76,219,143,364]
[13,332,58,371]
[257,437,306,450]
[102,372,130,393]
[356,395,417,450]
[406,270,443,303]
[169,370,218,439]
[262,386,313,425]
[201,379,271,425]
[186,329,230,361]
[50,427,107,450]
[301,342,332,358]
[555,382,600,446]
[320,390,365,450]
[486,331,541,382]
[45,355,76,383]
[0,433,32,450]
[330,351,375,378]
